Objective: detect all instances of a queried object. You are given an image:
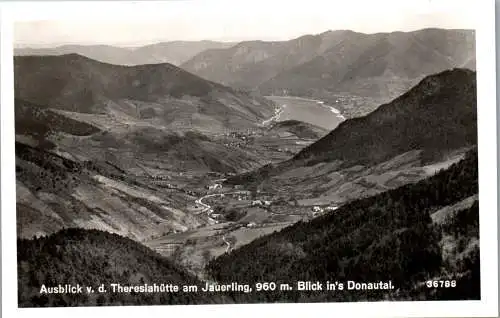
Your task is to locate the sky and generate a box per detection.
[13,0,477,48]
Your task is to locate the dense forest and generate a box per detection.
[18,228,231,307]
[207,148,480,302]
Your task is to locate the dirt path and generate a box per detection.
[222,235,231,253]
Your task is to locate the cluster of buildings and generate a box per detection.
[219,129,263,149]
[151,175,171,180]
[223,129,261,138]
[311,205,339,217]
[207,183,223,190]
[251,200,272,207]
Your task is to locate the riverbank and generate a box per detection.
[261,105,285,126]
[264,96,346,130]
[315,100,346,120]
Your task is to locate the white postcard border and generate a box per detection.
[1,1,497,317]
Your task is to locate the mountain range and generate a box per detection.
[14,41,235,66]
[17,28,475,118]
[182,28,475,117]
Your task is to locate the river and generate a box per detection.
[265,96,345,130]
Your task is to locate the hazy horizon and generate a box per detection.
[14,26,476,49]
[13,0,477,48]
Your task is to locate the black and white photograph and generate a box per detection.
[1,0,498,317]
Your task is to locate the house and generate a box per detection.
[325,206,339,212]
[208,183,222,190]
[252,200,263,206]
[312,206,323,213]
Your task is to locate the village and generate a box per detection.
[199,179,340,227]
[133,166,341,235]
[217,129,263,149]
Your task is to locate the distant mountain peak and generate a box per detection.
[15,41,236,66]
[182,28,476,100]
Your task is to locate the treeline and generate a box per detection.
[18,228,230,307]
[15,99,100,142]
[16,141,141,193]
[207,148,479,302]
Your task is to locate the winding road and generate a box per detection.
[195,179,250,253]
[195,191,251,215]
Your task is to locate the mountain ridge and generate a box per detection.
[15,41,236,66]
[293,68,476,166]
[182,28,475,117]
[14,53,275,132]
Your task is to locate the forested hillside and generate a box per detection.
[207,149,479,302]
[293,68,477,166]
[18,228,230,307]
[225,68,476,193]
